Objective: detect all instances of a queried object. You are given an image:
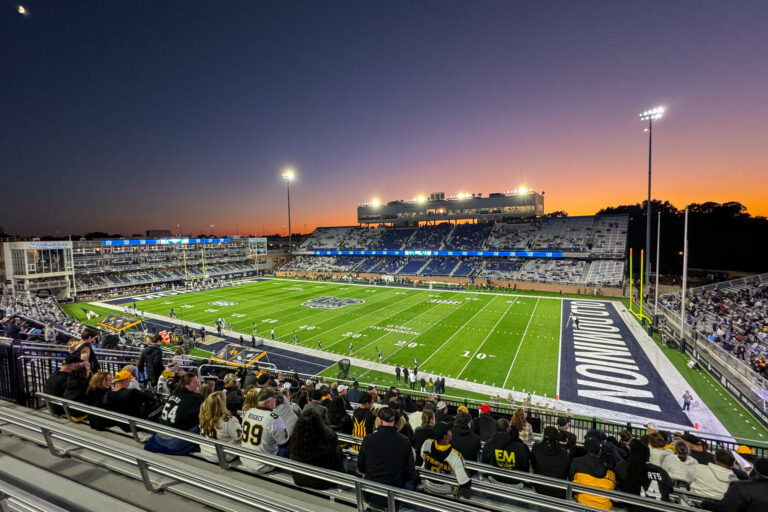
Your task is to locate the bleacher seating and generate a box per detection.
[419,257,459,276]
[585,260,625,286]
[402,223,453,250]
[590,215,629,257]
[484,222,539,251]
[531,216,594,252]
[516,259,587,284]
[396,258,429,275]
[371,228,416,250]
[442,223,493,251]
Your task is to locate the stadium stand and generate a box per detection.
[287,215,629,289]
[1,334,763,512]
[659,273,768,383]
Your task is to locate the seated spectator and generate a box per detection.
[510,407,533,444]
[482,419,531,485]
[223,373,244,414]
[303,388,329,423]
[471,404,497,442]
[199,379,216,400]
[690,449,738,499]
[408,399,426,431]
[144,373,203,456]
[701,457,768,512]
[420,421,471,498]
[414,409,435,464]
[328,395,352,435]
[84,371,116,430]
[45,353,84,416]
[75,327,101,373]
[62,363,91,422]
[111,370,157,419]
[557,416,577,453]
[434,400,454,426]
[648,432,673,467]
[240,388,289,473]
[352,392,376,449]
[616,439,673,504]
[531,426,572,498]
[570,438,617,510]
[290,409,344,490]
[172,346,192,366]
[198,391,241,463]
[450,411,481,463]
[662,440,698,484]
[684,433,715,465]
[393,405,415,445]
[273,389,299,437]
[357,406,417,509]
[120,365,141,390]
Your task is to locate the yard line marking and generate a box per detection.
[503,297,540,388]
[355,291,467,354]
[456,298,517,379]
[420,295,499,367]
[556,299,564,398]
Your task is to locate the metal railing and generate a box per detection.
[22,394,696,512]
[7,395,505,512]
[0,480,70,512]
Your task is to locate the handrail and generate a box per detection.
[32,393,693,512]
[0,479,70,512]
[337,434,697,511]
[24,394,494,512]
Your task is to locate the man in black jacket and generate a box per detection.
[450,411,481,462]
[531,426,572,498]
[44,353,83,416]
[701,457,768,512]
[482,420,531,484]
[358,406,417,509]
[471,404,497,442]
[111,370,157,419]
[144,373,203,455]
[139,334,165,387]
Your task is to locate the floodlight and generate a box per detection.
[17,5,26,14]
[639,106,665,122]
[371,199,381,207]
[416,195,426,203]
[282,168,295,181]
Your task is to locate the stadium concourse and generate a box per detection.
[90,278,731,439]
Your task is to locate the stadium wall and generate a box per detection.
[275,271,625,297]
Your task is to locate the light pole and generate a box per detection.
[282,168,295,253]
[209,224,214,237]
[639,106,665,291]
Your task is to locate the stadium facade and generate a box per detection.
[0,237,273,300]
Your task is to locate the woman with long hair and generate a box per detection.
[531,426,572,498]
[510,408,533,443]
[243,388,260,412]
[289,409,344,489]
[198,391,241,463]
[85,371,116,430]
[413,409,435,464]
[328,396,352,435]
[199,379,216,401]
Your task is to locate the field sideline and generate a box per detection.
[130,279,563,395]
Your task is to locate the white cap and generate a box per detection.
[338,385,348,392]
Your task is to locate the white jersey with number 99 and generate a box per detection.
[240,406,288,473]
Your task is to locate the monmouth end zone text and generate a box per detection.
[559,300,691,425]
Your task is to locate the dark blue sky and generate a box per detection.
[2,1,767,236]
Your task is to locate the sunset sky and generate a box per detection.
[2,1,767,237]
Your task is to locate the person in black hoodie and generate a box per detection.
[139,334,165,387]
[413,409,435,464]
[481,420,531,484]
[75,327,101,373]
[451,411,481,463]
[328,395,353,435]
[615,439,674,509]
[62,364,91,421]
[531,426,572,498]
[471,404,497,442]
[45,353,84,416]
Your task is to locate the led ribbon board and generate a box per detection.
[101,238,232,246]
[310,249,563,258]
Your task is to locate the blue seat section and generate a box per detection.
[419,257,459,276]
[402,223,453,250]
[396,258,428,275]
[442,223,494,250]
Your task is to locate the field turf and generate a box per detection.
[133,279,562,395]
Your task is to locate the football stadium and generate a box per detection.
[2,186,768,512]
[3,2,768,512]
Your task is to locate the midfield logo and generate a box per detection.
[302,296,365,309]
[209,301,238,307]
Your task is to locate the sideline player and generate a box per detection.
[349,342,354,355]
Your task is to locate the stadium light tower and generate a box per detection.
[639,106,665,291]
[282,168,295,253]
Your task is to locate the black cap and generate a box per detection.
[64,353,82,364]
[682,433,700,445]
[432,422,451,439]
[557,417,569,427]
[257,374,270,385]
[753,457,768,479]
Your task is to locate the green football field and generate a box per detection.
[134,279,563,395]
